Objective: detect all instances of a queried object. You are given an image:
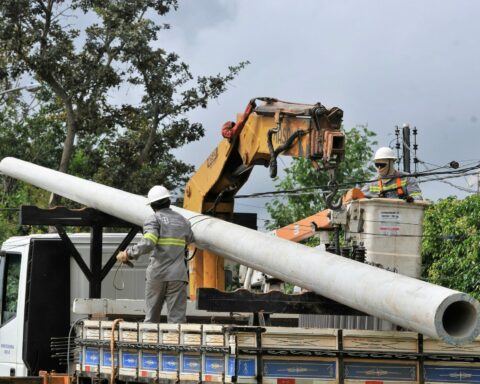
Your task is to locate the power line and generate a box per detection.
[235,162,480,199]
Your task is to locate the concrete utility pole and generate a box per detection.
[1,156,480,346]
[402,123,411,173]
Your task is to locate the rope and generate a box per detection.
[110,318,123,384]
[113,262,126,291]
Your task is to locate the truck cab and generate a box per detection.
[0,233,144,376]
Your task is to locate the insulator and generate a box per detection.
[325,243,336,254]
[354,243,366,263]
[341,246,351,259]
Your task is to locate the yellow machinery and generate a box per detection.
[183,97,346,297]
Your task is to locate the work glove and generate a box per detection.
[117,250,134,268]
[401,195,414,203]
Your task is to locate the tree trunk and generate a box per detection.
[137,105,161,167]
[49,99,77,207]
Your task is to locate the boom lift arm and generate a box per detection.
[273,188,366,242]
[183,97,346,297]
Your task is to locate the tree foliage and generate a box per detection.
[422,195,480,299]
[0,89,62,241]
[265,125,377,229]
[0,0,247,203]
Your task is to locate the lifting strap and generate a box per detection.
[378,177,405,197]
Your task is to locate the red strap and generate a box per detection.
[396,177,405,196]
[378,178,405,196]
[221,121,235,138]
[221,99,256,140]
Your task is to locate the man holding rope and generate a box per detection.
[117,185,194,323]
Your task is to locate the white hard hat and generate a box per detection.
[374,147,397,161]
[146,185,171,205]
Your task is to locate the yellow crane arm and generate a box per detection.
[184,97,346,297]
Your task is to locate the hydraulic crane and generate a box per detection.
[183,98,346,297]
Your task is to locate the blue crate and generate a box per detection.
[102,351,118,366]
[85,348,100,366]
[424,364,480,383]
[204,355,225,375]
[264,359,336,379]
[228,357,256,377]
[182,355,201,373]
[162,354,178,372]
[122,351,138,369]
[141,352,159,370]
[344,361,416,381]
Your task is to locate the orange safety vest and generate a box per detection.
[378,177,405,197]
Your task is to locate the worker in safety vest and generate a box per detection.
[117,185,194,323]
[361,147,423,201]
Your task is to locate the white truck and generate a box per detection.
[0,232,146,377]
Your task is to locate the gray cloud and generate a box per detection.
[148,0,480,224]
[162,0,238,44]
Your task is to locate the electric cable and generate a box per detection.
[234,161,480,199]
[67,317,88,378]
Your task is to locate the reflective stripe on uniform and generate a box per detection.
[410,191,422,196]
[157,237,186,247]
[143,233,186,247]
[144,232,159,243]
[370,179,407,192]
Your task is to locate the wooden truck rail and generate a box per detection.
[75,321,480,384]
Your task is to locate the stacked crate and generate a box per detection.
[179,324,202,382]
[202,325,228,383]
[261,327,338,384]
[99,321,118,375]
[77,320,101,374]
[342,330,419,383]
[138,323,159,379]
[423,336,480,384]
[76,322,480,383]
[158,324,181,380]
[118,322,139,378]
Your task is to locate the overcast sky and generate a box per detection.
[141,0,480,225]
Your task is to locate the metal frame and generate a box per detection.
[20,205,140,298]
[196,288,366,316]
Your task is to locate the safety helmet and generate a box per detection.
[374,147,397,161]
[146,185,171,205]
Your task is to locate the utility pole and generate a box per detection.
[402,123,411,173]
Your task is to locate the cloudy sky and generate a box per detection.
[143,0,480,225]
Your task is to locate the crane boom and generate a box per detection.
[184,98,346,295]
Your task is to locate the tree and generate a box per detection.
[0,0,247,203]
[422,195,480,300]
[0,86,65,242]
[265,125,377,229]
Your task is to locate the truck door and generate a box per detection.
[0,250,22,376]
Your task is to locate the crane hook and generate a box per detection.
[325,180,343,210]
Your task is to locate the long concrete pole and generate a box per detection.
[1,157,479,345]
